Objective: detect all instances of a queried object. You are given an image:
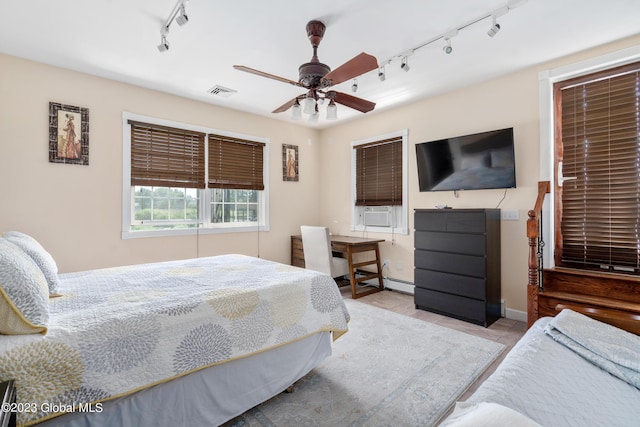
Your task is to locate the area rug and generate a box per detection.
[225,298,505,427]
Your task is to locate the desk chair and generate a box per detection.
[300,226,350,280]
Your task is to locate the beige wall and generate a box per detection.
[0,54,322,272]
[1,33,639,313]
[318,34,640,313]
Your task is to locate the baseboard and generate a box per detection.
[383,277,527,323]
[384,277,415,295]
[505,307,527,322]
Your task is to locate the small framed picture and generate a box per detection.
[282,144,299,181]
[49,102,89,165]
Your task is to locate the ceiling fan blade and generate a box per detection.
[272,96,303,114]
[233,65,302,87]
[321,52,378,87]
[332,91,376,113]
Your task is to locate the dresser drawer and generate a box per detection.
[414,268,486,300]
[414,287,486,325]
[415,231,485,255]
[414,211,486,233]
[414,250,486,278]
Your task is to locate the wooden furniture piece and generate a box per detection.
[0,380,16,427]
[291,234,384,299]
[414,209,501,327]
[527,181,640,334]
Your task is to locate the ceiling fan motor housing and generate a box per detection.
[299,61,331,87]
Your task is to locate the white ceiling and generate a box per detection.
[2,0,639,129]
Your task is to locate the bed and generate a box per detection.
[439,309,640,427]
[0,232,350,427]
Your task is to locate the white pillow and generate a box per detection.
[439,402,542,427]
[3,231,60,295]
[0,238,50,335]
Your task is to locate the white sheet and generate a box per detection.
[35,332,332,427]
[467,317,640,427]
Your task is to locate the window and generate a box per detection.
[554,61,640,274]
[351,130,408,234]
[122,113,269,238]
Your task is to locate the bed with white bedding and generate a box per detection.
[0,233,349,427]
[440,309,640,427]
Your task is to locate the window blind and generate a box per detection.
[208,134,266,190]
[354,136,403,206]
[129,121,205,189]
[556,62,640,273]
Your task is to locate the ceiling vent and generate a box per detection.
[207,85,237,98]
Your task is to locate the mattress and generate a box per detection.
[467,317,640,426]
[0,254,349,426]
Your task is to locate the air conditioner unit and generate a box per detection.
[363,206,393,227]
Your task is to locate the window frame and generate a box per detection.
[122,112,270,239]
[539,45,640,270]
[350,129,409,235]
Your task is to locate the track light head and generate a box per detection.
[487,16,501,37]
[351,79,358,93]
[157,34,169,52]
[443,38,453,54]
[175,4,189,26]
[401,56,410,72]
[378,66,386,81]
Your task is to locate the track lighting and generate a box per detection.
[487,15,501,37]
[378,66,386,81]
[157,26,170,52]
[175,3,189,26]
[401,56,410,72]
[157,1,190,52]
[443,38,453,54]
[351,79,358,93]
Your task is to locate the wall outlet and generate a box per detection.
[382,259,390,270]
[501,209,520,221]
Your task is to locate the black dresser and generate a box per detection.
[414,209,501,327]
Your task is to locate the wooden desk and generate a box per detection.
[291,234,385,299]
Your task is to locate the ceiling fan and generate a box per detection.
[234,20,378,119]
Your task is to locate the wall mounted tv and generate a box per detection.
[416,127,516,192]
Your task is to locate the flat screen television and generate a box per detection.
[416,127,516,192]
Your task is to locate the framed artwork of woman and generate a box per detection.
[282,144,299,182]
[49,102,89,165]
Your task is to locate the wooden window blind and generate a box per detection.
[208,134,266,190]
[555,61,640,273]
[354,136,403,206]
[129,121,206,189]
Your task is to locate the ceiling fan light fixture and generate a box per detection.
[309,106,319,123]
[326,99,338,120]
[351,79,358,93]
[303,92,316,115]
[291,99,302,120]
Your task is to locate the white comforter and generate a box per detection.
[0,254,349,426]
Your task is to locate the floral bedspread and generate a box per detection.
[0,254,349,426]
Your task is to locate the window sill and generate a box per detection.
[351,225,408,235]
[122,225,270,239]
